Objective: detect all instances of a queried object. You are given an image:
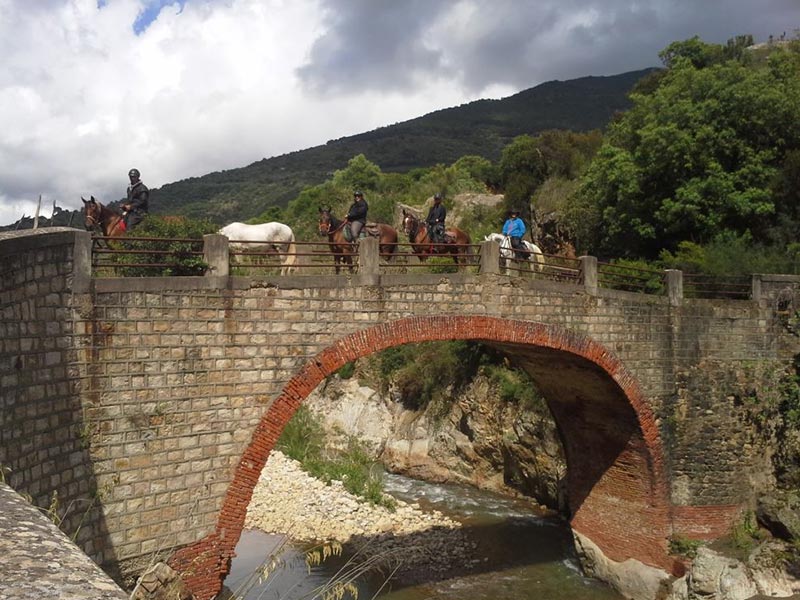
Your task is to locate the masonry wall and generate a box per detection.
[0,229,114,567]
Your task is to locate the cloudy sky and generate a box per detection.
[1,0,798,226]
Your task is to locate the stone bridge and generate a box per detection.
[2,228,799,599]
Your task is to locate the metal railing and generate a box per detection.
[91,235,205,276]
[682,273,752,300]
[597,261,666,294]
[88,233,765,303]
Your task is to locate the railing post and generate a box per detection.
[203,234,229,277]
[480,241,500,274]
[751,274,762,303]
[665,269,683,306]
[579,255,598,296]
[72,230,93,293]
[358,237,380,284]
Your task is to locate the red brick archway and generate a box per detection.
[170,316,674,599]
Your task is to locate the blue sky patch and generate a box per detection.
[132,0,187,35]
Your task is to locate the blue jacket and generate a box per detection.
[502,217,525,238]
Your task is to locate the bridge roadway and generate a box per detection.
[2,228,799,599]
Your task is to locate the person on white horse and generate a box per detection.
[502,208,528,261]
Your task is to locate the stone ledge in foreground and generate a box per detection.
[0,482,127,600]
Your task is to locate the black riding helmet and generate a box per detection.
[129,168,140,179]
[434,193,442,201]
[353,190,363,198]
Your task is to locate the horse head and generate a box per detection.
[401,209,419,239]
[318,206,334,236]
[82,196,101,230]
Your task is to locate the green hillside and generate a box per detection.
[151,68,655,225]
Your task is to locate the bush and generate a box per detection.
[276,406,394,509]
[483,363,545,411]
[668,535,703,559]
[380,341,482,416]
[105,215,216,276]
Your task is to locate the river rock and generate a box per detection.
[757,490,800,541]
[245,450,475,575]
[688,547,757,599]
[748,540,800,596]
[572,531,672,600]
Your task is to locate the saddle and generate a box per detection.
[344,222,381,242]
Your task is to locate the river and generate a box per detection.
[222,473,624,599]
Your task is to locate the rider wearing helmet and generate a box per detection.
[123,168,149,230]
[502,208,527,260]
[345,190,368,244]
[425,193,446,244]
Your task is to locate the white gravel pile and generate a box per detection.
[245,450,479,573]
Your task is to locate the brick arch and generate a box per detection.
[170,315,673,599]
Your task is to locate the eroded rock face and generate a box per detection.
[572,531,672,600]
[305,374,566,510]
[757,490,800,541]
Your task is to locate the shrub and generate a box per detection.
[668,535,703,559]
[105,215,216,276]
[277,407,394,509]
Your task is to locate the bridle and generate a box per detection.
[403,214,427,243]
[318,211,345,236]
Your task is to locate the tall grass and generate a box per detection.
[277,407,395,510]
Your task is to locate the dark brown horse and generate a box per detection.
[318,207,398,273]
[83,196,127,238]
[401,209,472,266]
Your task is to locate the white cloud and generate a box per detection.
[1,0,798,225]
[0,0,464,224]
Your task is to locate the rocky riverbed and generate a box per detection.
[244,450,480,577]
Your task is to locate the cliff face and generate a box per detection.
[305,373,566,510]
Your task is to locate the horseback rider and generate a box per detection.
[345,190,368,245]
[425,193,446,244]
[502,208,527,260]
[122,168,149,230]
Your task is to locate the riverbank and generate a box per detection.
[245,450,480,578]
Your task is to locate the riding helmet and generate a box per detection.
[353,190,363,197]
[129,168,140,178]
[434,193,442,201]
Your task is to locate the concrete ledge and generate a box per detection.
[0,227,83,255]
[0,483,127,599]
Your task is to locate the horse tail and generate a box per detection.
[532,245,545,272]
[282,233,298,273]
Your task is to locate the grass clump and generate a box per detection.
[277,406,395,510]
[668,534,703,559]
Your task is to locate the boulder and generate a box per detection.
[757,491,800,541]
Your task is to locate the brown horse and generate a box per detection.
[318,207,398,273]
[401,209,472,266]
[83,196,127,238]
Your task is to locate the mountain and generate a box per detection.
[151,68,655,225]
[2,67,656,231]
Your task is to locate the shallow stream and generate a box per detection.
[223,473,624,599]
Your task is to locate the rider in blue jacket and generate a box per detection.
[502,208,527,260]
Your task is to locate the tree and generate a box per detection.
[332,154,382,193]
[499,135,548,224]
[579,40,800,258]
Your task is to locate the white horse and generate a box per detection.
[484,233,544,272]
[219,222,298,275]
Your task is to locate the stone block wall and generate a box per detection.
[0,228,113,566]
